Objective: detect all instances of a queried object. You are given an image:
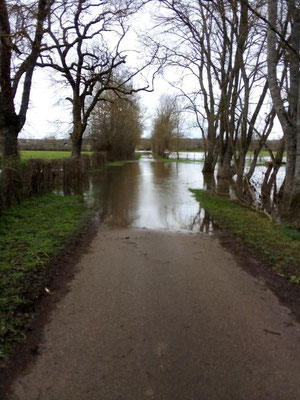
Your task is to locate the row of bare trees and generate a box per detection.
[1,0,299,222]
[0,0,156,160]
[147,0,299,223]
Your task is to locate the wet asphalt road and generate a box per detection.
[8,228,300,400]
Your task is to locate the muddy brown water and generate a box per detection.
[83,154,285,230]
[85,154,216,233]
[3,155,300,400]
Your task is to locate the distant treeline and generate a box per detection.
[138,138,283,152]
[19,137,283,153]
[18,138,92,152]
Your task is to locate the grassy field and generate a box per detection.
[0,193,88,358]
[21,151,142,164]
[191,189,300,283]
[20,151,92,160]
[246,150,287,157]
[20,150,283,162]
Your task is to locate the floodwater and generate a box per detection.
[85,154,217,233]
[82,153,285,233]
[169,152,286,185]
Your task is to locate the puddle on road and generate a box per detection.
[84,155,218,233]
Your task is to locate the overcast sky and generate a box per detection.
[19,2,282,141]
[20,2,177,140]
[20,69,174,139]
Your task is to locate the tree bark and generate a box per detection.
[202,139,216,173]
[0,125,19,158]
[217,155,235,179]
[291,5,300,202]
[267,0,300,218]
[0,96,19,158]
[0,0,50,159]
[71,123,84,158]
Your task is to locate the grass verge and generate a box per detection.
[135,152,143,160]
[20,151,92,160]
[0,193,88,358]
[191,189,300,283]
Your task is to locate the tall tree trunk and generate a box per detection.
[0,0,50,159]
[217,145,234,179]
[267,0,300,220]
[202,139,216,173]
[71,128,83,158]
[294,80,300,199]
[71,97,85,158]
[203,172,216,191]
[0,125,19,158]
[0,106,19,159]
[236,150,247,187]
[291,6,300,205]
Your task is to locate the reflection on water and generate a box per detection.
[77,154,286,233]
[168,151,287,166]
[85,156,217,233]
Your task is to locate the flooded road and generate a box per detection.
[86,155,216,233]
[84,154,284,232]
[7,156,300,400]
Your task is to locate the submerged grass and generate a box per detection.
[191,189,300,283]
[0,193,88,358]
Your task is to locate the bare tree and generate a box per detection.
[90,85,142,161]
[39,0,158,158]
[151,95,180,157]
[0,0,51,158]
[149,0,271,181]
[148,0,220,171]
[266,0,300,219]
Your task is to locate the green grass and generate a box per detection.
[20,151,92,160]
[246,150,287,157]
[191,189,300,283]
[0,193,88,358]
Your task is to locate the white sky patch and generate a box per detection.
[20,3,167,139]
[19,2,283,141]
